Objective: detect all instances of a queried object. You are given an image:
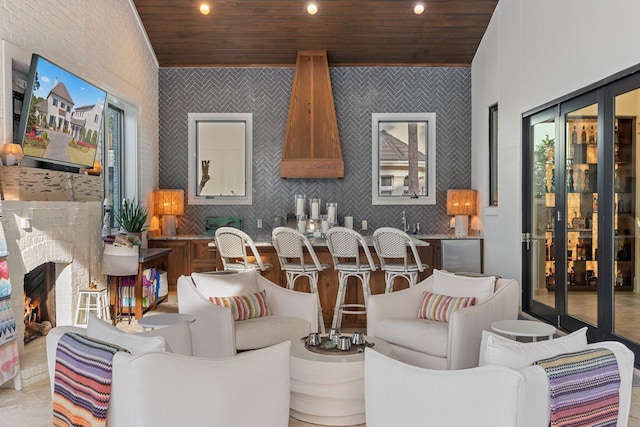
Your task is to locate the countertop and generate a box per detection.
[202,233,483,248]
[149,233,483,243]
[149,234,214,241]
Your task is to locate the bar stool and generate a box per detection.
[325,226,377,330]
[372,227,428,293]
[74,286,110,326]
[272,226,329,333]
[101,244,139,325]
[215,227,273,272]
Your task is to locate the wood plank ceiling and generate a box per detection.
[132,0,498,67]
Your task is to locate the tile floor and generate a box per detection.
[1,294,639,427]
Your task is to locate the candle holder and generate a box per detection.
[294,194,307,217]
[311,219,322,238]
[344,215,354,230]
[326,202,338,225]
[310,198,321,221]
[297,214,308,234]
[320,214,329,237]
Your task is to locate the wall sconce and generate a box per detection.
[1,143,24,165]
[446,189,477,237]
[154,189,185,236]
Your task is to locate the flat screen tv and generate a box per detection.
[16,54,107,170]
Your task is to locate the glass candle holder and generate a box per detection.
[344,215,354,230]
[321,214,329,236]
[310,198,321,220]
[294,194,306,217]
[297,214,308,234]
[326,202,338,225]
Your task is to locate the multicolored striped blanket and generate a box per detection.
[0,298,16,346]
[533,347,620,427]
[53,332,123,427]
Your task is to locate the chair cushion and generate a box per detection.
[138,320,193,356]
[417,291,476,322]
[87,314,167,354]
[235,315,310,351]
[209,290,271,321]
[432,269,496,304]
[374,318,448,357]
[480,327,588,369]
[192,270,259,296]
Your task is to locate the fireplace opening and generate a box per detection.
[23,262,55,344]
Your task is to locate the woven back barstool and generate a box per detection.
[272,227,329,333]
[325,226,377,330]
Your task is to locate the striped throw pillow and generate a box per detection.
[417,291,476,322]
[209,290,271,321]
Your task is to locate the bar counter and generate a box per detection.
[207,235,434,330]
[151,233,482,329]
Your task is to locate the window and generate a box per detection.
[52,98,58,106]
[489,104,498,206]
[106,104,124,228]
[187,113,253,205]
[104,94,139,230]
[372,112,436,205]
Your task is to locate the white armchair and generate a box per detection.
[47,325,291,427]
[367,271,519,369]
[364,340,634,427]
[178,270,317,357]
[365,348,526,427]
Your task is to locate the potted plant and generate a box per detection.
[114,199,148,245]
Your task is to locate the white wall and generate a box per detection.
[472,0,640,283]
[0,0,159,200]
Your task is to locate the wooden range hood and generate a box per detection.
[281,51,344,178]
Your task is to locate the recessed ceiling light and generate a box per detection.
[414,4,425,15]
[200,3,211,15]
[307,3,318,15]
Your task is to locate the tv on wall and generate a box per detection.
[16,54,107,170]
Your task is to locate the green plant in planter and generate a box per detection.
[115,198,149,232]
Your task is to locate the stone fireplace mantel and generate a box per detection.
[0,166,103,202]
[0,166,104,358]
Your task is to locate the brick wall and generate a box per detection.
[0,0,158,358]
[1,200,102,355]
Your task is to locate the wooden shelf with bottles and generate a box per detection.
[614,116,636,291]
[546,116,635,292]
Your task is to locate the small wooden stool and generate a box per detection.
[74,287,110,325]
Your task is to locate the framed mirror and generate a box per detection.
[187,113,253,205]
[371,112,436,205]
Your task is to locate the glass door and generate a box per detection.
[524,71,640,363]
[609,80,639,347]
[561,96,600,336]
[523,107,558,324]
[523,92,601,338]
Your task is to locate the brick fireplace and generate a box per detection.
[0,166,103,357]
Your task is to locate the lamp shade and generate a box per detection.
[154,189,185,216]
[446,189,478,216]
[1,143,24,166]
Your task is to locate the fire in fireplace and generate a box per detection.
[23,262,55,344]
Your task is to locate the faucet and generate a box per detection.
[401,210,409,233]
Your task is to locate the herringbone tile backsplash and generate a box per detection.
[159,66,471,236]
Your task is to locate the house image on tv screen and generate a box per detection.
[21,55,107,168]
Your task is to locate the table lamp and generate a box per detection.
[1,143,24,166]
[154,189,184,236]
[447,189,477,237]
